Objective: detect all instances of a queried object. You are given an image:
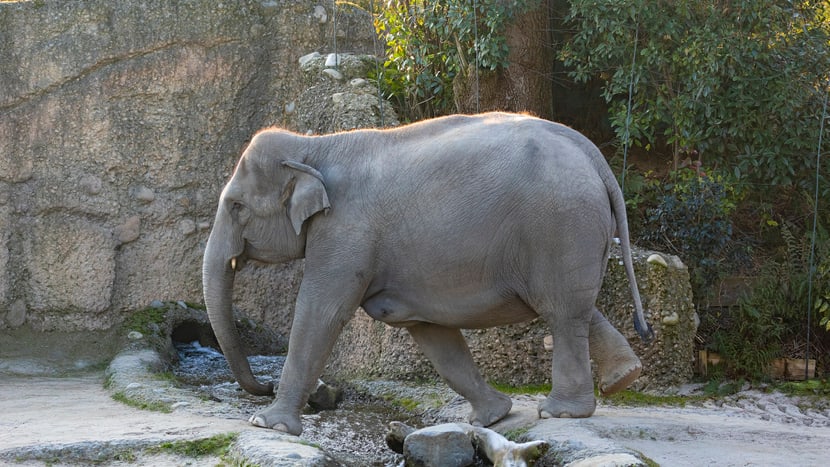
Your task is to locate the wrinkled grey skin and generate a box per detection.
[203,112,652,436]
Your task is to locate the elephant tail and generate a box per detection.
[602,161,654,343]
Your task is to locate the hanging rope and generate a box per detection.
[620,23,639,195]
[332,1,338,69]
[804,80,829,379]
[369,0,385,127]
[472,0,481,113]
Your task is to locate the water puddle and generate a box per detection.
[173,341,417,466]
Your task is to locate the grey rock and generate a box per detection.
[114,215,141,244]
[403,423,475,467]
[307,379,343,410]
[5,300,27,328]
[134,187,156,203]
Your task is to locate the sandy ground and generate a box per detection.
[2,373,830,466]
[0,374,250,466]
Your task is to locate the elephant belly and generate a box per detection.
[361,290,537,329]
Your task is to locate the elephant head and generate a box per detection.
[202,130,330,396]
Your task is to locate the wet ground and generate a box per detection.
[172,341,419,466]
[4,335,830,466]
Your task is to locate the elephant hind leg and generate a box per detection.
[589,308,642,396]
[407,323,512,427]
[531,288,597,419]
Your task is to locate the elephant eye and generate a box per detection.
[229,201,251,224]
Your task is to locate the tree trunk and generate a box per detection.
[453,1,553,119]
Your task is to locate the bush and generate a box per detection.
[640,165,743,299]
[372,0,539,120]
[711,219,830,379]
[561,0,830,194]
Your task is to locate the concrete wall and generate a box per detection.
[0,0,374,332]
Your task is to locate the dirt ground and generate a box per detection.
[2,371,830,466]
[0,374,251,466]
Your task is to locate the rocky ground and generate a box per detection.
[2,344,830,466]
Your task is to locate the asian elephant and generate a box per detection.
[203,112,652,436]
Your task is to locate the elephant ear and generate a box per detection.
[281,160,331,235]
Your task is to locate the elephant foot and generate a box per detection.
[249,405,302,436]
[538,394,596,419]
[596,353,642,396]
[469,392,512,427]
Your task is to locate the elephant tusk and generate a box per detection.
[230,257,237,271]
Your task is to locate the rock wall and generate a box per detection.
[0,0,376,332]
[326,247,697,390]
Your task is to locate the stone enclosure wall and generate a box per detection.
[0,0,376,331]
[1,0,696,388]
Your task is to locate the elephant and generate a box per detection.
[203,112,652,436]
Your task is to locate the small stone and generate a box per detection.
[126,383,143,390]
[115,215,141,244]
[350,78,368,87]
[171,402,190,409]
[324,53,341,68]
[647,253,668,267]
[662,312,680,325]
[149,300,165,309]
[127,331,144,340]
[307,379,342,410]
[543,334,553,351]
[134,186,155,203]
[322,68,343,81]
[5,300,26,327]
[385,421,416,454]
[79,174,103,195]
[312,5,327,23]
[284,101,296,114]
[299,51,321,68]
[178,219,196,235]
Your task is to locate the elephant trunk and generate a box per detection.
[203,232,274,396]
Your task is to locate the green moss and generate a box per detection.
[122,306,168,335]
[603,390,690,407]
[776,378,830,397]
[147,433,238,458]
[491,382,552,395]
[111,391,172,413]
[501,427,530,442]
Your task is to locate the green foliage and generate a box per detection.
[373,0,539,120]
[641,165,743,298]
[712,219,830,379]
[777,378,830,397]
[561,0,830,192]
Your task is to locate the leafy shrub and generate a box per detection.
[373,0,540,120]
[641,166,743,298]
[712,219,830,379]
[561,0,830,194]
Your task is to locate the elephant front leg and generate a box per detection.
[407,323,512,426]
[538,304,596,419]
[249,290,358,435]
[589,308,642,396]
